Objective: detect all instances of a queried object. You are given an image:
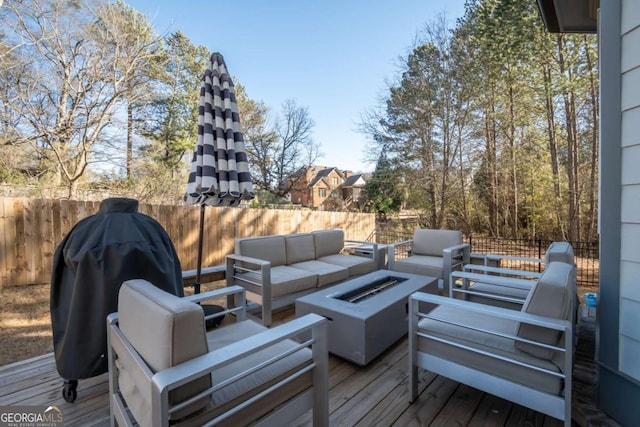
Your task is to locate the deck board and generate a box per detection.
[0,312,619,427]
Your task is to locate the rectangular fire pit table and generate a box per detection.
[295,270,438,365]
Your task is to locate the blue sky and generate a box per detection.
[127,0,467,173]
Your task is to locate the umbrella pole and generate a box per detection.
[195,204,224,328]
[195,204,205,294]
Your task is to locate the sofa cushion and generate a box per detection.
[117,280,211,426]
[285,233,316,265]
[516,262,575,359]
[393,255,443,278]
[236,235,286,267]
[317,254,376,277]
[412,229,462,257]
[290,260,349,287]
[418,305,563,395]
[237,265,317,298]
[312,229,344,258]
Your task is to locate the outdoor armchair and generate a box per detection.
[409,262,577,427]
[453,241,575,309]
[387,229,470,294]
[107,280,329,427]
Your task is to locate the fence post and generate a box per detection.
[537,238,543,272]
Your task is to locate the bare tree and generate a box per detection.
[238,96,320,197]
[1,0,161,198]
[274,99,320,195]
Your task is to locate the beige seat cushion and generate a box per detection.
[393,255,443,278]
[236,235,287,267]
[237,265,317,297]
[117,280,211,427]
[516,262,575,359]
[290,260,349,287]
[412,229,462,256]
[176,320,313,426]
[418,305,563,395]
[317,254,376,277]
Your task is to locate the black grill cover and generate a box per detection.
[50,198,184,380]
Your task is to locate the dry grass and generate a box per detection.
[0,280,226,367]
[0,283,53,366]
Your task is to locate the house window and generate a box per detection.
[319,188,326,198]
[331,190,339,198]
[332,177,338,186]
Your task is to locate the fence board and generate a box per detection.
[0,199,7,285]
[5,199,19,285]
[0,198,376,287]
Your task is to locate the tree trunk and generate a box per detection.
[584,35,599,242]
[557,35,579,242]
[543,63,566,239]
[507,72,518,239]
[127,97,133,179]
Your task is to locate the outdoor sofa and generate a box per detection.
[108,280,329,427]
[409,261,576,426]
[226,229,378,325]
[387,229,470,295]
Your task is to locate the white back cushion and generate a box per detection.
[236,235,287,266]
[412,229,462,257]
[285,233,316,265]
[312,229,344,258]
[516,262,575,359]
[118,280,210,426]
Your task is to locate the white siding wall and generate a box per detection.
[619,0,640,381]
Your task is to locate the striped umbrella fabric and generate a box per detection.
[186,52,254,206]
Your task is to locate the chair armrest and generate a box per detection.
[150,313,328,409]
[463,264,542,279]
[225,254,274,324]
[442,243,471,291]
[225,253,271,268]
[443,243,471,261]
[182,285,245,304]
[225,253,272,290]
[344,240,379,265]
[387,239,413,270]
[182,265,226,286]
[410,291,570,334]
[451,270,535,291]
[485,253,544,265]
[183,285,247,321]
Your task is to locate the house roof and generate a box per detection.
[342,174,366,187]
[308,167,344,187]
[536,0,598,33]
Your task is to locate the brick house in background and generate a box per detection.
[341,173,367,205]
[287,166,365,210]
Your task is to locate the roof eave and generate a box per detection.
[536,0,598,34]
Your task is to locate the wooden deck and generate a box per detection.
[0,311,618,426]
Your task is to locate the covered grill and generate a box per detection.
[50,198,184,402]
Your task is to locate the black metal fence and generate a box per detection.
[374,229,599,289]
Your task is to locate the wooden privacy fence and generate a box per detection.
[0,197,376,287]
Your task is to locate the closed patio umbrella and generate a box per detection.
[186,52,254,311]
